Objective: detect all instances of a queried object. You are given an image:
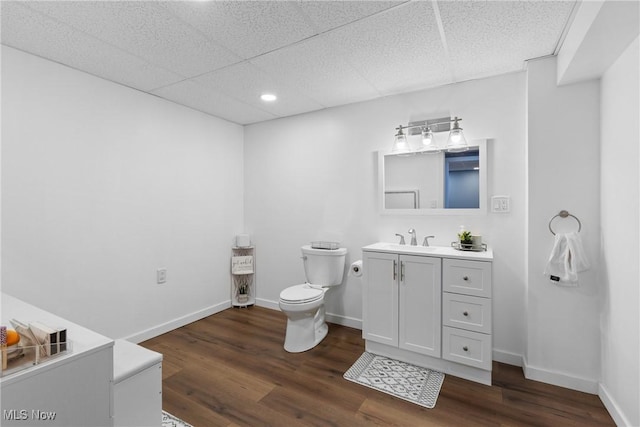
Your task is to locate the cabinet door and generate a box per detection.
[399,255,442,357]
[363,251,398,347]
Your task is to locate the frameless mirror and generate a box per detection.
[379,139,487,215]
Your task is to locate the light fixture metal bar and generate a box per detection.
[399,116,459,136]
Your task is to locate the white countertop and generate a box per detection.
[362,242,493,261]
[113,339,162,383]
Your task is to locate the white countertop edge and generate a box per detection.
[362,243,494,261]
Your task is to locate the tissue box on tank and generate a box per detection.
[236,234,251,247]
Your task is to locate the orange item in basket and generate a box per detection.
[6,329,20,346]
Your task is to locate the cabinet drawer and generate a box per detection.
[443,258,492,297]
[443,293,492,334]
[442,326,492,370]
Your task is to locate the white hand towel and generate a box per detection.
[543,232,589,286]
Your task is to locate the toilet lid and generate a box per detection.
[280,284,323,304]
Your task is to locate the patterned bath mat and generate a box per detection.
[343,352,445,409]
[162,410,193,427]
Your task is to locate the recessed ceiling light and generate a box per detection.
[260,93,277,102]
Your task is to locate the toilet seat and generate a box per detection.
[279,284,324,304]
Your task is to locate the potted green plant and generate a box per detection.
[237,283,249,303]
[458,230,473,246]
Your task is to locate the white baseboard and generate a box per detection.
[256,298,279,311]
[522,355,598,394]
[493,349,523,367]
[256,298,363,330]
[124,300,231,343]
[599,383,633,427]
[325,313,362,330]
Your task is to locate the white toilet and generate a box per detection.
[279,245,347,353]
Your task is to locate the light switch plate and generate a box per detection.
[491,196,511,213]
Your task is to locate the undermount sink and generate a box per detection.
[380,243,438,252]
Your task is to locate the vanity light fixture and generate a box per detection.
[391,116,466,154]
[391,125,410,153]
[421,126,440,152]
[446,117,469,152]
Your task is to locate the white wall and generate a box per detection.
[599,37,639,427]
[526,56,601,393]
[1,47,244,340]
[245,71,527,364]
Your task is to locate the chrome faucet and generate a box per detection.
[395,233,405,245]
[422,235,435,247]
[408,228,417,246]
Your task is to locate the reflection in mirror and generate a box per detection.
[384,152,444,209]
[385,190,419,209]
[379,140,487,215]
[444,151,479,208]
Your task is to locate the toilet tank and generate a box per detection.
[301,245,347,286]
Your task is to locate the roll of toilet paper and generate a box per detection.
[349,260,363,277]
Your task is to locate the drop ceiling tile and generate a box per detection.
[325,1,452,95]
[2,0,579,126]
[23,1,241,77]
[1,2,182,92]
[152,80,277,125]
[295,1,405,33]
[439,1,576,81]
[193,62,324,117]
[160,1,315,59]
[250,35,380,108]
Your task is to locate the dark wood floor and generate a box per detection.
[141,306,614,427]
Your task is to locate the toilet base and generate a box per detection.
[283,305,329,353]
[314,322,329,347]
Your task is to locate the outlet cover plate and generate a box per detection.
[157,268,167,284]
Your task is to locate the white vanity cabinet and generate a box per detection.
[362,252,441,357]
[362,243,493,385]
[442,259,492,370]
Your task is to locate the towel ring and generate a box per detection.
[548,210,582,235]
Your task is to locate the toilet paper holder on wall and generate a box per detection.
[349,260,363,277]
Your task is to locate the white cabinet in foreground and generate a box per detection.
[1,293,114,426]
[1,294,164,426]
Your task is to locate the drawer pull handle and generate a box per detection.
[463,311,469,316]
[463,346,469,352]
[463,276,469,281]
